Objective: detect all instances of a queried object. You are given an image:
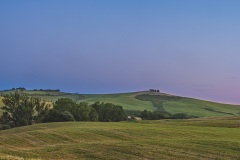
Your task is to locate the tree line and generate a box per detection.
[33,89,60,92]
[2,87,26,91]
[139,109,197,120]
[0,90,126,130]
[124,109,197,120]
[1,88,60,92]
[149,89,160,92]
[0,90,197,130]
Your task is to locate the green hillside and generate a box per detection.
[1,90,240,117]
[1,117,240,159]
[77,92,154,111]
[135,94,240,117]
[0,91,155,112]
[164,98,240,117]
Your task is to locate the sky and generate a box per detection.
[0,0,240,104]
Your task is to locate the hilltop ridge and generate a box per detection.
[1,89,240,117]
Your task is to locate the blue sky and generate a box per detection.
[0,0,240,104]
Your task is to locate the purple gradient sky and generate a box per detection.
[0,0,240,104]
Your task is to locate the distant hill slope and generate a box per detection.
[0,90,240,117]
[1,117,240,159]
[77,91,154,111]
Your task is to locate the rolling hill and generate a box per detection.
[1,90,240,159]
[1,117,240,159]
[0,90,240,117]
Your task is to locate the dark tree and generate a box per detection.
[91,102,126,122]
[140,110,152,120]
[1,90,34,127]
[72,103,91,121]
[89,108,98,121]
[1,90,50,127]
[62,111,75,121]
[33,98,50,123]
[54,98,77,113]
[172,113,189,119]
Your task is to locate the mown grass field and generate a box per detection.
[1,90,240,117]
[1,117,240,160]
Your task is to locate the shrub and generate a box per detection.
[172,113,189,119]
[42,109,75,122]
[62,111,75,121]
[2,125,11,130]
[42,109,65,122]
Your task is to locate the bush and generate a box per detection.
[172,113,189,119]
[2,125,11,130]
[89,108,98,121]
[42,109,76,122]
[91,102,126,122]
[42,109,62,122]
[62,111,75,121]
[18,119,29,126]
[124,110,141,117]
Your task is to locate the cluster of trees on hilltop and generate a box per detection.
[1,88,61,92]
[2,87,26,91]
[0,90,127,130]
[149,89,160,92]
[33,89,60,92]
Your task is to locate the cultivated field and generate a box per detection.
[1,117,240,159]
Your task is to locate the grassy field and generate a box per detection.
[77,92,154,111]
[0,90,83,102]
[164,98,240,117]
[0,91,155,112]
[1,90,240,117]
[136,94,240,117]
[1,117,240,159]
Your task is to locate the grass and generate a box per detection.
[1,117,240,159]
[0,90,83,102]
[136,94,240,117]
[164,98,240,117]
[77,92,154,111]
[0,91,155,113]
[1,90,240,117]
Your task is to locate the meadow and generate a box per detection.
[77,92,154,111]
[1,116,240,159]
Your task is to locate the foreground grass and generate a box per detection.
[1,117,240,160]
